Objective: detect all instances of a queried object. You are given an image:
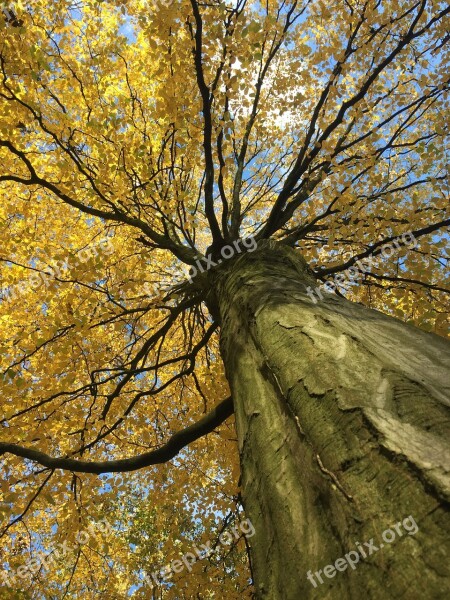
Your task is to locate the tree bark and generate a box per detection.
[212,240,450,600]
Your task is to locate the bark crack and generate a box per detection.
[288,398,355,503]
[254,326,356,505]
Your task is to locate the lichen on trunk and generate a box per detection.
[211,241,450,600]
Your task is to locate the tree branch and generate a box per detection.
[0,139,197,265]
[0,397,234,474]
[189,0,223,246]
[317,218,450,276]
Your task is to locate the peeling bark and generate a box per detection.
[212,241,450,599]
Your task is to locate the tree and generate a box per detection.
[0,0,449,598]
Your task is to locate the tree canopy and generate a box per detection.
[0,0,448,597]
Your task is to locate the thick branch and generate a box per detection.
[0,397,234,474]
[0,139,197,265]
[189,0,223,245]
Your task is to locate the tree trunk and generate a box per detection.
[211,241,450,600]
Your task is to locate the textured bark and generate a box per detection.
[212,241,450,600]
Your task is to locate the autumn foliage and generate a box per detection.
[0,0,448,597]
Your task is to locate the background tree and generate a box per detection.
[0,0,449,598]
